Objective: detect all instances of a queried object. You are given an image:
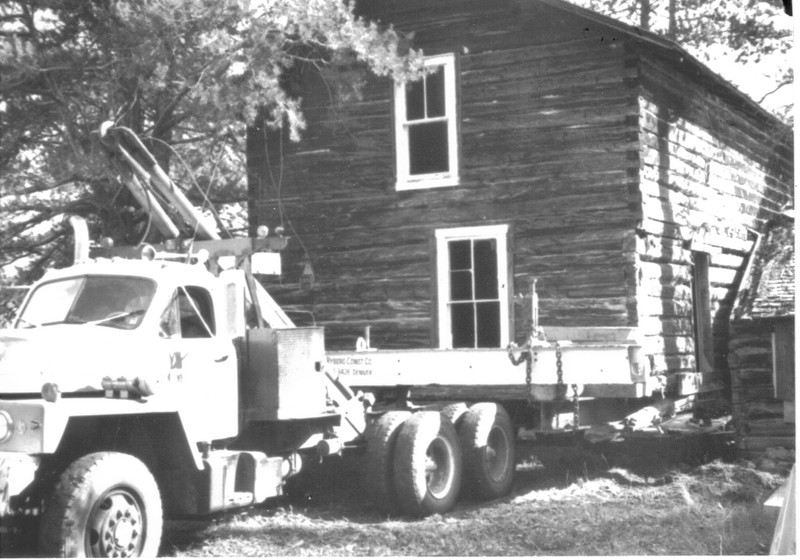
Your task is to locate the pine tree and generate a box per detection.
[568,0,792,122]
[0,0,421,289]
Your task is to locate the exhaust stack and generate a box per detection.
[69,215,90,264]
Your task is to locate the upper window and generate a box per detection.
[394,53,459,190]
[435,225,509,349]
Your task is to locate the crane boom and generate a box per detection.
[100,122,220,240]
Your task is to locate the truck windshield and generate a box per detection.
[16,276,157,330]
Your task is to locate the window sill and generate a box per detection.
[396,175,460,191]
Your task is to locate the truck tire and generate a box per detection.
[363,410,411,515]
[38,452,163,558]
[459,402,515,500]
[393,411,462,517]
[440,402,469,429]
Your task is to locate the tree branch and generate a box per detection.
[758,79,792,104]
[0,178,80,199]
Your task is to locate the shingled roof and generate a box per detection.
[734,213,795,321]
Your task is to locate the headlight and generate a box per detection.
[0,410,12,443]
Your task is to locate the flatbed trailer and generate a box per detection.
[328,326,662,430]
[314,323,674,520]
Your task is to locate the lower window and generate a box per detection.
[435,225,509,349]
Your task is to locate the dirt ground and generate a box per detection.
[1,435,791,557]
[159,438,792,557]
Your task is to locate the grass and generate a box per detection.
[162,455,786,557]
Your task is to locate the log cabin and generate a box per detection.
[247,0,794,404]
[729,212,795,456]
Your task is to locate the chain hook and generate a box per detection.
[507,337,537,405]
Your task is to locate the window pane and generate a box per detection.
[408,121,449,175]
[70,276,155,330]
[451,303,475,348]
[405,79,425,121]
[179,286,215,338]
[474,239,499,299]
[449,239,472,270]
[18,277,84,326]
[20,276,155,330]
[476,302,501,348]
[426,66,446,118]
[450,270,473,301]
[160,296,180,338]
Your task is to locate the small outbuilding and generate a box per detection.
[728,211,794,456]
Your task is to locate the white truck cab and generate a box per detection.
[0,248,340,557]
[4,258,240,444]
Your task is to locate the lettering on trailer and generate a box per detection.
[326,355,374,376]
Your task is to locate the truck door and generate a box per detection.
[160,285,238,442]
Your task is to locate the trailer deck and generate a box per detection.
[328,327,660,403]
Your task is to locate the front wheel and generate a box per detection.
[38,452,163,558]
[393,411,462,517]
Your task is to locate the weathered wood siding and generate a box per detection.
[252,0,642,350]
[729,318,795,455]
[249,0,794,394]
[727,218,795,454]
[628,47,793,388]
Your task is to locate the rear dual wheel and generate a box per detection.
[363,411,412,515]
[364,410,462,517]
[393,411,462,517]
[459,403,516,500]
[440,402,469,428]
[364,403,514,516]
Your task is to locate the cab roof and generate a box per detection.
[37,257,217,288]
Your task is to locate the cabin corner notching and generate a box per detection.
[247,0,793,401]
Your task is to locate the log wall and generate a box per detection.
[728,318,795,455]
[628,48,793,388]
[249,0,794,401]
[252,0,643,350]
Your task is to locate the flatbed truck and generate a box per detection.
[0,124,661,556]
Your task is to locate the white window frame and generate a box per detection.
[394,53,459,191]
[435,225,510,349]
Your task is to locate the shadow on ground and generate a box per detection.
[2,430,742,557]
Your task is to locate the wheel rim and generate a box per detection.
[485,425,511,482]
[425,436,455,499]
[86,487,146,558]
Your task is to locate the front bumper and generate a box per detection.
[0,453,40,517]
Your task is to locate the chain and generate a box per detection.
[507,342,537,405]
[555,342,564,395]
[571,384,580,430]
[507,342,527,366]
[526,350,538,404]
[526,351,534,387]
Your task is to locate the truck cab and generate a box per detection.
[0,246,346,557]
[3,257,240,441]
